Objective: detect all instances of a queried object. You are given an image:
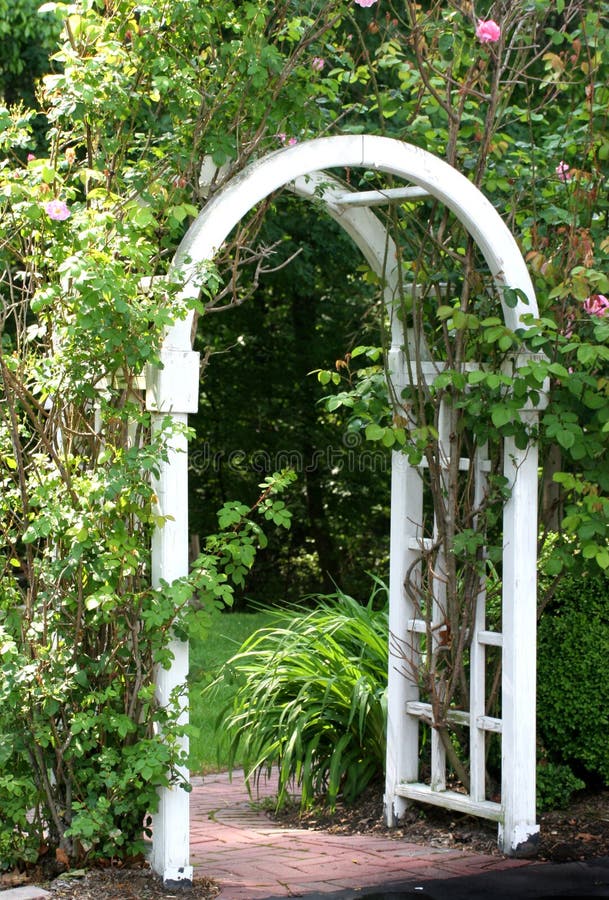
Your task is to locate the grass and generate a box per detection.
[188,608,274,773]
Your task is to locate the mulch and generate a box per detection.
[0,863,219,900]
[271,779,609,863]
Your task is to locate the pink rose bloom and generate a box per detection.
[556,161,571,182]
[475,19,501,43]
[583,294,609,318]
[44,199,71,221]
[354,0,377,7]
[311,57,325,72]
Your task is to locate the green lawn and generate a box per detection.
[188,608,274,773]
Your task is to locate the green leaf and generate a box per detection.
[74,670,89,688]
[556,429,575,450]
[491,405,512,428]
[543,556,563,576]
[577,344,597,366]
[467,369,486,385]
[365,423,385,442]
[436,305,454,321]
[503,288,519,309]
[127,204,157,229]
[597,549,609,569]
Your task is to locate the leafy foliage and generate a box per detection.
[0,449,292,867]
[216,582,388,810]
[0,0,319,864]
[538,572,609,787]
[535,762,585,814]
[300,0,609,800]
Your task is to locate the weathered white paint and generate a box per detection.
[499,415,541,855]
[385,423,424,824]
[149,135,542,877]
[331,185,430,206]
[396,782,503,821]
[146,350,200,415]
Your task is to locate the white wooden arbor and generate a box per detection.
[146,135,542,885]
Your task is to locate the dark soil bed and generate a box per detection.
[271,780,609,863]
[0,861,219,900]
[48,868,220,899]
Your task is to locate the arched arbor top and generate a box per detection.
[165,135,538,353]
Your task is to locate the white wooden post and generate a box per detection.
[469,446,490,805]
[499,410,540,856]
[385,444,423,823]
[147,346,200,885]
[430,399,450,793]
[385,332,424,824]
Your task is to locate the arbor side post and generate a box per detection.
[385,343,423,825]
[499,416,540,856]
[147,348,200,885]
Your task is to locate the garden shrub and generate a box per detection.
[536,761,585,813]
[0,470,293,869]
[537,571,609,787]
[217,581,388,810]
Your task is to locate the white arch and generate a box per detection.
[148,136,541,884]
[165,134,537,352]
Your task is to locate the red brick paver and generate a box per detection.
[190,771,531,899]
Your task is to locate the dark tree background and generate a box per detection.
[190,195,391,606]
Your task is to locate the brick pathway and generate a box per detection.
[190,771,531,900]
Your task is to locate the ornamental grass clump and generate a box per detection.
[218,583,388,810]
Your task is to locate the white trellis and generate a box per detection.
[146,135,542,884]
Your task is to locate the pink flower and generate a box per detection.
[354,0,377,6]
[311,57,325,72]
[287,137,298,147]
[556,161,571,182]
[475,19,501,43]
[44,199,71,221]
[27,153,36,162]
[583,294,609,318]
